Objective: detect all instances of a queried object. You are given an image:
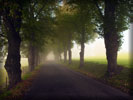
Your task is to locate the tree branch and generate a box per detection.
[32,0,38,9]
[35,4,46,19]
[31,0,38,13]
[93,0,104,20]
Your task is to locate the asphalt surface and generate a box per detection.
[23,62,132,100]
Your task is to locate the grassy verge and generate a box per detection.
[61,60,130,94]
[0,58,29,88]
[0,65,41,100]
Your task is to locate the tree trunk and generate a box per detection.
[54,54,59,61]
[59,53,62,61]
[35,49,39,67]
[104,34,118,76]
[28,44,36,71]
[80,28,85,68]
[38,53,41,65]
[68,49,72,64]
[68,34,72,64]
[104,0,118,77]
[3,5,22,88]
[64,47,67,63]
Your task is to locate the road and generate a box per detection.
[23,62,132,100]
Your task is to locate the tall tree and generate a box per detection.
[93,0,131,76]
[22,0,56,71]
[104,0,118,76]
[0,0,26,88]
[68,0,96,68]
[54,4,75,63]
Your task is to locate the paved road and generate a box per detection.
[23,62,132,100]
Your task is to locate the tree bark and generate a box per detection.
[28,44,36,71]
[79,28,85,68]
[68,48,72,64]
[28,44,40,71]
[68,34,72,64]
[35,49,39,67]
[59,53,62,61]
[104,0,118,77]
[3,5,22,88]
[38,53,41,65]
[64,46,67,63]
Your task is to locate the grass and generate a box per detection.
[0,68,7,88]
[0,65,41,100]
[73,54,130,68]
[0,91,12,100]
[84,58,130,68]
[0,58,29,88]
[61,57,131,93]
[22,73,32,80]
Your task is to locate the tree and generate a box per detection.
[51,23,69,62]
[0,0,26,88]
[22,0,56,71]
[93,0,131,76]
[54,4,75,64]
[68,0,96,68]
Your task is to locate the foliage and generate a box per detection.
[92,0,131,50]
[48,3,76,57]
[20,0,56,57]
[67,0,97,45]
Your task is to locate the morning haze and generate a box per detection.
[0,0,132,99]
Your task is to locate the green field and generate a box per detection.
[73,53,130,68]
[85,58,130,68]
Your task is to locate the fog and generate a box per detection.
[46,52,55,61]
